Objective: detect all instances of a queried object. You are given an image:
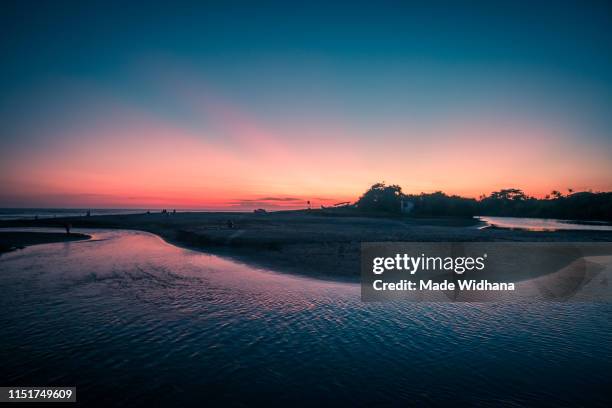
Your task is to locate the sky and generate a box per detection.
[1,0,611,209]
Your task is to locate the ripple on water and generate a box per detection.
[0,229,611,405]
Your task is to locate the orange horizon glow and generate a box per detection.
[2,3,612,211]
[1,81,611,210]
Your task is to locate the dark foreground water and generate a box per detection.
[1,230,611,406]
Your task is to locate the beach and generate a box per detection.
[2,211,611,278]
[0,231,91,254]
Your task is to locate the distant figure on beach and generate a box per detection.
[227,220,234,229]
[146,210,150,214]
[86,210,91,217]
[64,223,71,235]
[172,209,176,214]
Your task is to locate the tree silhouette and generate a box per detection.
[355,182,404,213]
[348,184,611,221]
[489,188,528,201]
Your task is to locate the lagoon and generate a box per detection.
[1,229,611,406]
[478,216,612,231]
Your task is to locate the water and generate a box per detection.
[1,230,611,406]
[478,216,612,231]
[0,208,147,220]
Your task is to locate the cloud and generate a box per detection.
[226,196,308,209]
[235,197,303,202]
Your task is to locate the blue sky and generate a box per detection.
[1,0,611,207]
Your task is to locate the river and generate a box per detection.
[478,216,612,231]
[0,229,610,406]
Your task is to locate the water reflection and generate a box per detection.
[478,216,612,231]
[0,229,611,406]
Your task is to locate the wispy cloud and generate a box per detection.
[235,197,302,203]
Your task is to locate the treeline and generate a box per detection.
[405,191,476,217]
[478,189,612,221]
[353,183,612,221]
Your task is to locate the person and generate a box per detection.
[64,223,71,235]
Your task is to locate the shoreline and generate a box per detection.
[1,212,611,278]
[0,231,91,254]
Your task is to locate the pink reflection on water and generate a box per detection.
[0,228,357,317]
[478,216,612,232]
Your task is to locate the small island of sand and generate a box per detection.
[0,231,91,254]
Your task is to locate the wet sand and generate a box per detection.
[1,211,611,278]
[0,231,91,254]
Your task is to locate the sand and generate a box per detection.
[1,211,611,278]
[0,231,91,254]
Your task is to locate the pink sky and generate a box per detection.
[1,82,611,209]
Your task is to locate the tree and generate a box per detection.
[406,191,477,216]
[355,182,404,213]
[489,188,528,201]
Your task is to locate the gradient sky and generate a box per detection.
[1,0,611,209]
